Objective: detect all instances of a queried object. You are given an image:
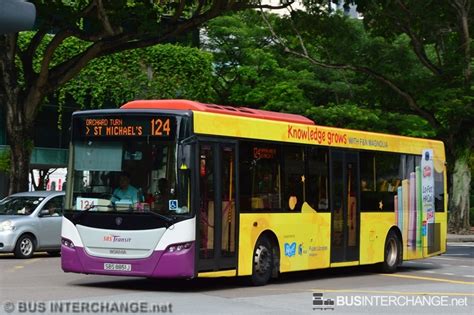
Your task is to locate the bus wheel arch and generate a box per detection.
[251,231,280,285]
[380,227,403,273]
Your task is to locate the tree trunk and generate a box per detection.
[0,34,32,194]
[448,150,472,233]
[6,104,33,194]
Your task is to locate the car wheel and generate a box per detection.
[251,236,273,286]
[47,251,61,257]
[380,231,401,273]
[14,234,35,259]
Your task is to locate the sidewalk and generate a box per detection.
[447,233,474,242]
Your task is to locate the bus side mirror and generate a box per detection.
[178,144,192,170]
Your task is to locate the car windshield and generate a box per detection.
[0,196,44,215]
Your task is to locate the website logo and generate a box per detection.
[313,292,335,311]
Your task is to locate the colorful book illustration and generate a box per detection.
[408,172,416,250]
[416,166,422,249]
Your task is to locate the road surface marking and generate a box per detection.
[311,289,474,297]
[423,271,474,279]
[430,257,472,263]
[447,243,474,247]
[24,258,40,265]
[7,265,25,272]
[380,273,474,285]
[418,262,434,265]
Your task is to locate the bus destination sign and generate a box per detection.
[74,116,176,139]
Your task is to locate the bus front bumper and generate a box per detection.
[61,242,195,278]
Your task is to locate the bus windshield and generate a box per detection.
[70,139,190,216]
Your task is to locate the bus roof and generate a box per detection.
[121,99,315,126]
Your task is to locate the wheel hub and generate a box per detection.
[20,238,33,256]
[386,238,397,267]
[254,245,271,275]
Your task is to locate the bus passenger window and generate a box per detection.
[239,141,281,212]
[360,152,403,211]
[434,165,445,212]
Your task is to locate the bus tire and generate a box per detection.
[380,231,401,273]
[14,234,35,259]
[251,236,273,286]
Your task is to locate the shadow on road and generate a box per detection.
[70,263,443,293]
[1,253,452,294]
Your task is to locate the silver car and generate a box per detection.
[0,191,65,258]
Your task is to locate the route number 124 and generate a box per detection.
[150,118,171,136]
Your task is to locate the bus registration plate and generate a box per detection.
[104,263,131,271]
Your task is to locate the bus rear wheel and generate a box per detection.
[380,231,401,273]
[251,236,273,286]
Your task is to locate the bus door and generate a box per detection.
[197,141,238,272]
[330,151,360,263]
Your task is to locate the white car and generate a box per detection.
[0,191,65,258]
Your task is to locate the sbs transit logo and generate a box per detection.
[103,235,132,243]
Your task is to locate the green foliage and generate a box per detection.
[344,1,473,144]
[273,5,473,150]
[204,11,313,110]
[17,32,214,111]
[304,103,435,137]
[205,11,438,138]
[58,43,214,109]
[0,148,11,173]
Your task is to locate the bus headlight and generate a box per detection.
[61,238,75,248]
[167,242,192,253]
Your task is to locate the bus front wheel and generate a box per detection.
[251,236,273,286]
[380,231,401,273]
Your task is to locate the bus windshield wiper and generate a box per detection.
[147,211,173,225]
[84,204,111,211]
[72,204,110,220]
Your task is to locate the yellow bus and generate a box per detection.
[62,99,447,285]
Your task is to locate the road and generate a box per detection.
[0,243,472,314]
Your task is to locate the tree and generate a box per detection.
[263,1,473,231]
[0,0,291,194]
[57,42,215,108]
[203,11,313,110]
[205,11,435,138]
